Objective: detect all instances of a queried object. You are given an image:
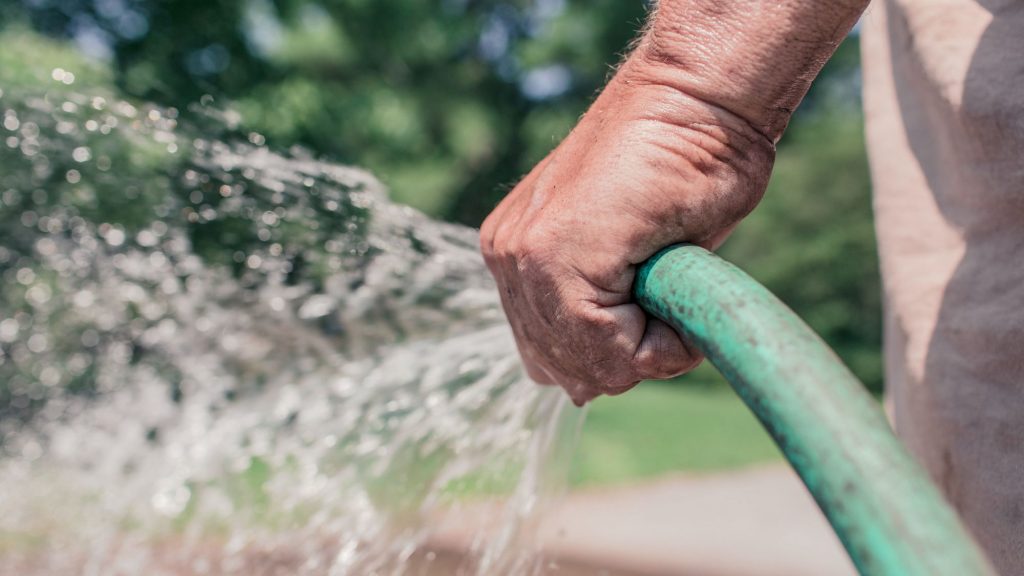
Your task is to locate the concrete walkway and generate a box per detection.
[538,465,856,575]
[432,464,857,575]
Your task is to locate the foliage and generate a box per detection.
[574,378,781,484]
[2,0,651,223]
[0,27,111,91]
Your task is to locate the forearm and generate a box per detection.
[625,0,870,141]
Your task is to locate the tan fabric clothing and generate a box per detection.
[861,1,1024,572]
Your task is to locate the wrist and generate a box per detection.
[625,1,867,142]
[574,61,777,250]
[603,56,778,179]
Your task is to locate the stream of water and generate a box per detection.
[0,77,583,575]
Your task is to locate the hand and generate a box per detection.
[480,55,776,405]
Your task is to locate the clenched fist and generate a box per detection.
[480,54,775,405]
[481,0,865,404]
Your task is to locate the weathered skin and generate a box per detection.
[480,0,869,404]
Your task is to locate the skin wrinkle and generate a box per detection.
[628,72,774,148]
[652,133,734,184]
[642,1,868,139]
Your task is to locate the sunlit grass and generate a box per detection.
[572,368,782,486]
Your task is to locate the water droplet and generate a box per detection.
[35,238,57,256]
[136,230,158,247]
[0,318,20,342]
[15,267,36,285]
[27,333,49,353]
[298,295,334,319]
[73,290,96,308]
[39,367,61,387]
[80,329,100,347]
[26,284,52,306]
[20,440,43,461]
[108,230,126,247]
[152,482,191,517]
[21,122,39,138]
[115,101,137,118]
[72,147,91,163]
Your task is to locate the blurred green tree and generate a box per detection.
[1,2,860,220]
[1,0,652,222]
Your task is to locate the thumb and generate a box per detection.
[632,316,703,380]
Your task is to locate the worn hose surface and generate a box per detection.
[634,245,994,576]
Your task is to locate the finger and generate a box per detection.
[575,302,651,390]
[564,381,600,407]
[604,379,641,396]
[521,356,557,386]
[701,222,739,251]
[631,316,703,380]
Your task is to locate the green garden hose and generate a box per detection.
[633,244,995,576]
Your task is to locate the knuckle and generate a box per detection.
[564,382,599,406]
[586,354,636,391]
[605,376,640,392]
[681,354,704,374]
[513,223,556,264]
[583,311,620,339]
[489,225,517,266]
[726,181,767,222]
[479,218,497,259]
[524,364,554,386]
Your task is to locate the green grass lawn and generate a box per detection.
[571,367,782,487]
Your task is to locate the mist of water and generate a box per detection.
[0,75,582,575]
